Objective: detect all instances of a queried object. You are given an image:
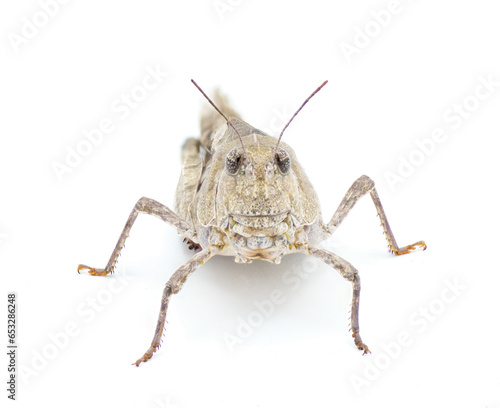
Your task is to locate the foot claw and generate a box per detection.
[352,330,371,355]
[77,264,111,276]
[393,240,427,256]
[132,346,157,366]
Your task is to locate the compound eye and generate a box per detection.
[275,147,291,174]
[225,148,243,175]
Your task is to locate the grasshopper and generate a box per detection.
[78,80,426,366]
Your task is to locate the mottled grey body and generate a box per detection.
[78,85,426,366]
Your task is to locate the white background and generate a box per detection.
[1,1,500,407]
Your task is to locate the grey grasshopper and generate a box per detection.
[78,80,426,366]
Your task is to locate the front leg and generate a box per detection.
[78,197,192,275]
[309,246,370,354]
[326,175,426,255]
[133,248,213,366]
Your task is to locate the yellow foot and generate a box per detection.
[391,240,427,255]
[360,344,371,355]
[352,331,371,355]
[77,264,111,276]
[132,346,157,367]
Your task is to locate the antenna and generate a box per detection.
[274,80,328,152]
[191,79,248,161]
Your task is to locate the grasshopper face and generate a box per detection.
[222,143,292,222]
[209,132,322,264]
[219,137,294,262]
